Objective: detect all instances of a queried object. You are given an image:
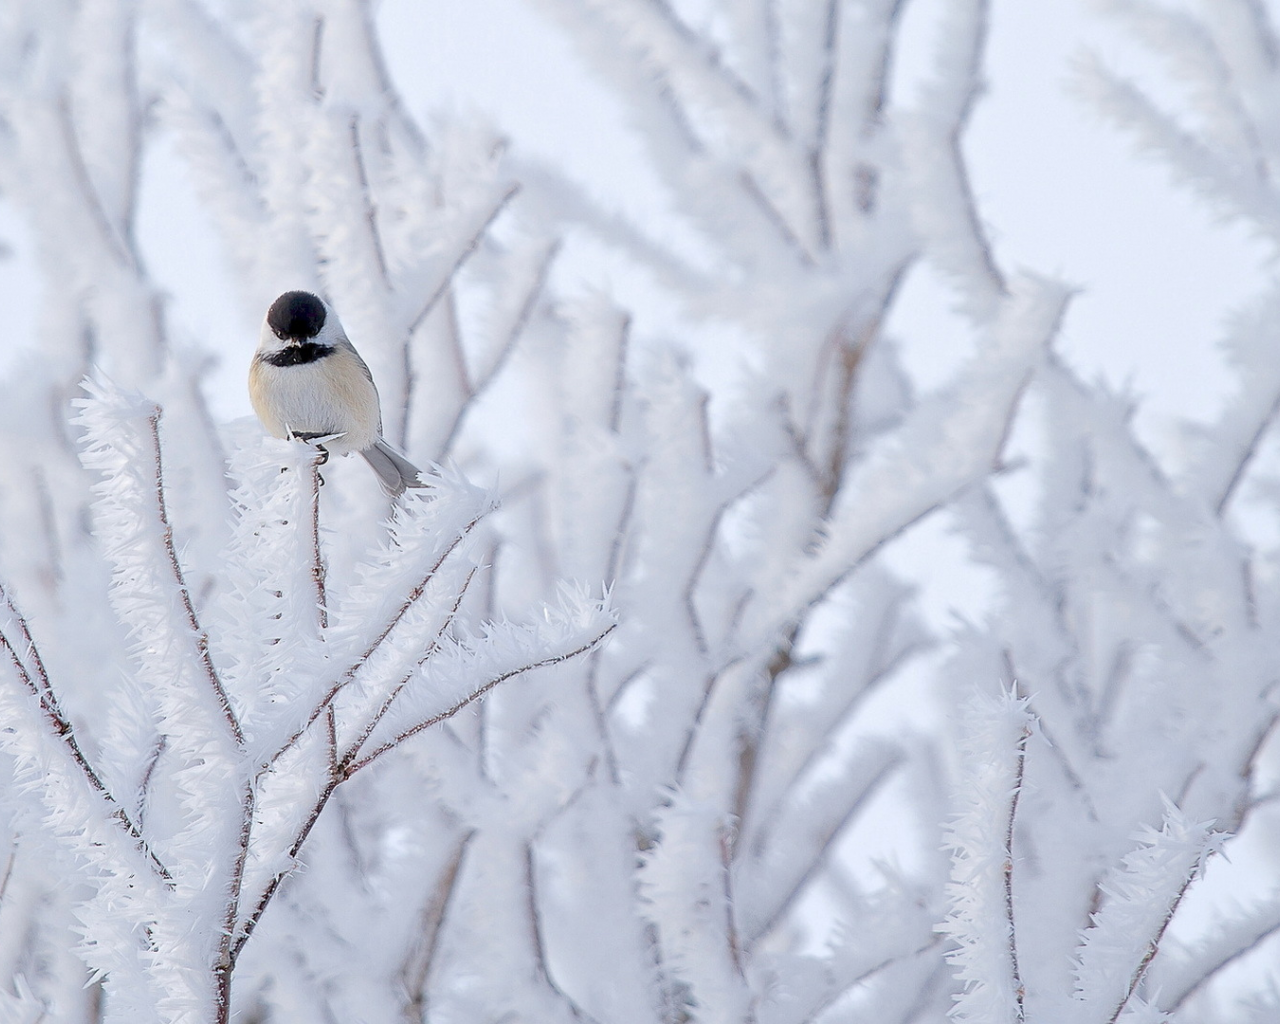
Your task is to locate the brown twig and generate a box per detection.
[148,411,243,747]
[309,455,328,632]
[0,587,172,883]
[215,780,257,1024]
[1006,724,1029,1022]
[1107,865,1200,1024]
[435,238,559,456]
[346,626,618,775]
[809,0,839,251]
[234,625,615,968]
[400,830,475,1024]
[57,91,136,271]
[0,845,15,905]
[798,937,944,1024]
[136,734,167,830]
[746,749,904,949]
[407,184,521,336]
[524,840,604,1024]
[350,114,391,290]
[339,566,479,766]
[262,512,488,771]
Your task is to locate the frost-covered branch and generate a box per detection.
[939,690,1031,1024]
[0,582,171,883]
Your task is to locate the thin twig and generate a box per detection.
[730,622,797,836]
[0,846,15,905]
[230,769,342,966]
[1107,862,1202,1024]
[350,114,391,290]
[136,734,167,830]
[216,780,257,1022]
[739,169,815,267]
[524,841,603,1024]
[350,0,427,152]
[1006,724,1029,1021]
[799,937,944,1024]
[746,750,904,949]
[809,0,839,251]
[719,824,747,981]
[339,566,479,766]
[346,626,618,775]
[235,626,615,966]
[148,412,243,747]
[435,238,559,455]
[682,464,776,664]
[1213,389,1280,516]
[407,184,521,336]
[820,266,910,511]
[0,593,172,882]
[1164,910,1280,1013]
[609,313,631,435]
[262,513,488,771]
[763,0,784,128]
[57,92,136,270]
[648,0,775,116]
[33,467,62,587]
[400,830,475,1024]
[310,16,325,99]
[940,0,1007,303]
[674,665,738,783]
[309,455,328,632]
[748,622,928,853]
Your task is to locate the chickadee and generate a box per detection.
[250,290,426,496]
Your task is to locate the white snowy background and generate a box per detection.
[2,0,1280,1022]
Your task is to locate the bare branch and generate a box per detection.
[339,565,480,766]
[56,92,136,271]
[809,0,839,251]
[1107,868,1200,1024]
[0,845,15,905]
[0,588,172,883]
[739,168,815,266]
[217,781,257,1018]
[435,239,560,456]
[525,840,604,1024]
[1162,905,1280,1012]
[237,625,614,968]
[309,455,328,632]
[347,625,618,775]
[148,412,243,747]
[400,830,475,1024]
[1006,723,1029,1021]
[350,114,392,290]
[263,511,489,770]
[798,937,945,1024]
[1212,389,1280,516]
[745,749,904,949]
[406,184,521,336]
[135,734,167,830]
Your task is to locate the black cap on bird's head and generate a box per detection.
[267,291,327,341]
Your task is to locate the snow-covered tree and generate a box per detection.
[1,0,1279,1022]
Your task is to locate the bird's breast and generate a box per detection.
[249,348,381,454]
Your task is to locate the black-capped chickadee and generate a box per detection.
[250,290,426,496]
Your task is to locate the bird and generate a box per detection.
[249,290,426,496]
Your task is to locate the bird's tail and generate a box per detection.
[361,439,427,497]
